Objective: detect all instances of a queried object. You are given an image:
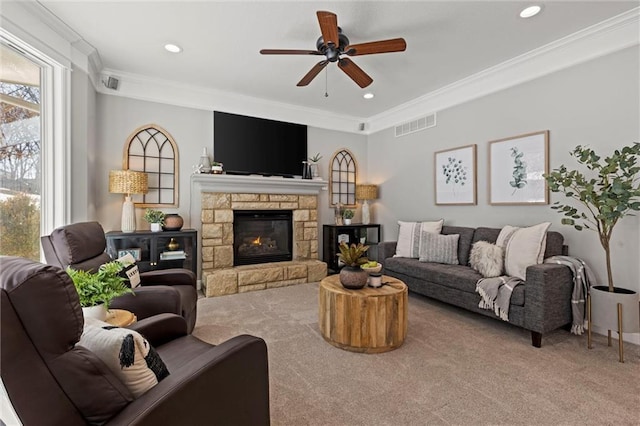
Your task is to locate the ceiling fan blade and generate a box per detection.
[338,58,373,88]
[345,38,407,56]
[260,49,323,55]
[316,10,339,47]
[297,60,329,86]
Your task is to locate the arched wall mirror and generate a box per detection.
[123,124,179,207]
[329,149,357,207]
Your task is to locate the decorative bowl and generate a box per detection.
[360,262,382,274]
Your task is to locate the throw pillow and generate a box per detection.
[501,222,551,280]
[395,219,444,258]
[418,231,459,265]
[469,241,504,278]
[79,318,170,398]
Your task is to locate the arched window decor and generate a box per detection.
[329,149,357,207]
[123,124,179,207]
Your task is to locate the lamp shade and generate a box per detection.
[356,184,378,201]
[109,170,148,195]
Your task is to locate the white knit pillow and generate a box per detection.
[79,318,170,398]
[394,219,444,258]
[499,222,551,280]
[469,241,504,278]
[418,232,459,265]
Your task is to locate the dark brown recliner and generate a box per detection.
[41,221,198,333]
[0,256,270,425]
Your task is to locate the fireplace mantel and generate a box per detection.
[191,173,327,195]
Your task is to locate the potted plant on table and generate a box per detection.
[343,209,354,225]
[67,261,133,321]
[338,242,370,289]
[144,208,165,232]
[544,142,640,359]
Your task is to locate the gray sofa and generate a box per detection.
[376,226,573,347]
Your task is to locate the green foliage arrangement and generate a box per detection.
[544,142,640,291]
[338,242,369,267]
[308,153,322,162]
[0,193,40,261]
[510,147,527,194]
[67,261,133,309]
[343,209,354,219]
[143,208,165,224]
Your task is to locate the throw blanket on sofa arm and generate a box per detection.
[543,255,596,335]
[476,276,523,322]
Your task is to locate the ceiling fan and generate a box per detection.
[260,10,406,89]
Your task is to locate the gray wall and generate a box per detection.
[368,46,640,295]
[95,96,368,235]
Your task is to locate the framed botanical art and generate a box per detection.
[489,130,549,205]
[434,144,477,205]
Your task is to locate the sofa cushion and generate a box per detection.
[469,241,504,277]
[499,222,551,280]
[384,258,525,306]
[80,318,170,398]
[441,226,476,266]
[394,219,444,258]
[473,226,565,259]
[418,232,459,265]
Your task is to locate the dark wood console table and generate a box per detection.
[323,224,381,273]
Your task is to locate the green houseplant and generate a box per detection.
[67,261,133,320]
[144,208,165,232]
[544,142,640,359]
[343,209,354,225]
[338,242,370,289]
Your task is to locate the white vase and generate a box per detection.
[150,223,162,232]
[82,304,107,321]
[589,286,639,332]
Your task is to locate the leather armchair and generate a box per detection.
[41,221,198,333]
[0,257,270,425]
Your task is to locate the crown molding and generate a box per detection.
[366,7,640,134]
[96,68,366,134]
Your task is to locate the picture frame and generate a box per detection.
[489,130,549,205]
[434,144,477,205]
[117,248,142,262]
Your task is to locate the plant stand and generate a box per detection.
[587,286,640,363]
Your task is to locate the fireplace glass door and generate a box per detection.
[233,210,293,266]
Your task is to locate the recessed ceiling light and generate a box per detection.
[164,43,182,53]
[520,5,542,18]
[363,93,374,99]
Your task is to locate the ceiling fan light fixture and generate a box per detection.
[164,43,182,53]
[363,93,374,99]
[520,5,542,18]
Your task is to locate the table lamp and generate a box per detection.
[356,184,378,225]
[109,170,148,232]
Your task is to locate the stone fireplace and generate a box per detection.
[191,174,327,297]
[233,210,293,265]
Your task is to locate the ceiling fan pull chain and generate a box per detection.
[325,67,329,97]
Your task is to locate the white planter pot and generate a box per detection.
[150,223,162,232]
[82,304,107,321]
[343,219,352,225]
[590,286,639,333]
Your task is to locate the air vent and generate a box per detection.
[395,113,436,137]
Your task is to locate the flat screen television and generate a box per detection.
[214,111,307,177]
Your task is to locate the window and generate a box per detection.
[0,42,42,260]
[124,124,178,207]
[329,149,357,207]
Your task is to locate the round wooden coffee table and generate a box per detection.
[319,274,408,353]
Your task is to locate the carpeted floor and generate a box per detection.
[192,282,640,425]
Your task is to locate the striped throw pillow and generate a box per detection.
[394,219,444,258]
[418,231,460,265]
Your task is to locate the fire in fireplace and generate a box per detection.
[233,210,293,265]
